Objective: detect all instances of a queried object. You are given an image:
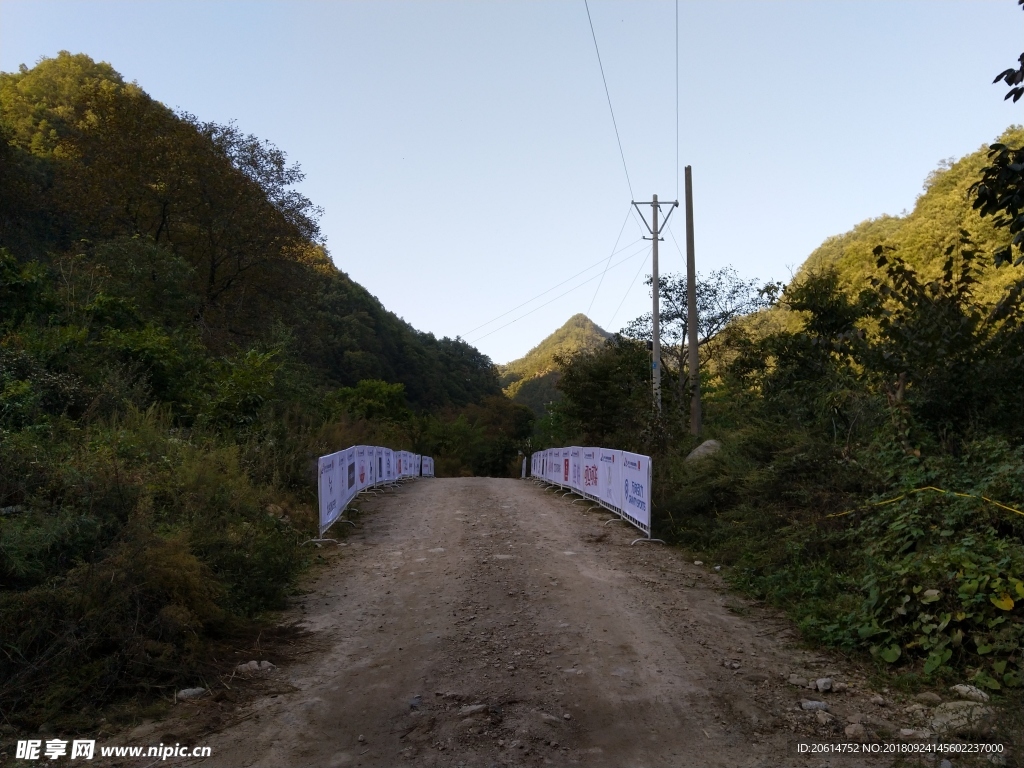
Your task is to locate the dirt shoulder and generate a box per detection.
[117,477,944,767]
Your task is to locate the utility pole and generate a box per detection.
[685,166,701,435]
[633,195,678,412]
[651,195,660,410]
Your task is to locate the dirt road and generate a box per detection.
[137,478,916,767]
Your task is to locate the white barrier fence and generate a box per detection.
[317,446,433,537]
[530,446,654,539]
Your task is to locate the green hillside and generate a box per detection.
[796,126,1024,306]
[499,313,610,416]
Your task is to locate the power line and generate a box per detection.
[608,244,650,330]
[584,0,634,200]
[468,242,650,344]
[675,0,679,200]
[587,203,634,317]
[461,236,644,338]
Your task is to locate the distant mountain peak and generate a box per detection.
[498,314,611,416]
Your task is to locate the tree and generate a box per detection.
[991,0,1024,104]
[622,267,781,420]
[969,0,1024,266]
[330,379,411,422]
[551,335,653,449]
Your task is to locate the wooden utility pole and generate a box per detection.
[685,166,701,435]
[651,194,661,411]
[633,196,678,413]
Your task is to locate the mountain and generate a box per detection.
[797,126,1024,301]
[499,313,611,416]
[0,52,500,410]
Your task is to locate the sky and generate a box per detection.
[2,1,1022,364]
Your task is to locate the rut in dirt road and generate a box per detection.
[177,478,891,768]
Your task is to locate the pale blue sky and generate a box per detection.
[1,1,1021,363]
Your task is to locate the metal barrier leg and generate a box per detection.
[630,537,666,546]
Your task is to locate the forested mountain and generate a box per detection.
[796,126,1024,304]
[0,52,527,729]
[499,313,610,416]
[0,52,499,410]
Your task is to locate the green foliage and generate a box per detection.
[0,52,516,727]
[661,245,1024,683]
[547,335,658,450]
[794,126,1024,308]
[551,138,1024,690]
[971,141,1024,266]
[196,350,281,431]
[416,396,535,477]
[499,314,610,418]
[330,379,411,422]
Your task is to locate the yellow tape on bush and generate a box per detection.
[826,486,1024,519]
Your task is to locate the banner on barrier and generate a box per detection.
[531,445,652,538]
[316,444,434,536]
[318,453,342,532]
[344,446,357,500]
[597,448,621,511]
[620,450,651,534]
[569,447,582,491]
[581,447,599,497]
[356,445,369,490]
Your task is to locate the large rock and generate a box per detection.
[950,684,989,703]
[930,701,994,736]
[685,440,722,462]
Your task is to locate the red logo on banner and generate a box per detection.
[564,459,569,481]
[359,466,365,483]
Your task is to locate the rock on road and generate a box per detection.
[173,478,894,767]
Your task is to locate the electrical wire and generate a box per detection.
[667,217,686,264]
[467,241,650,344]
[675,0,679,201]
[607,243,651,330]
[584,0,634,200]
[587,204,634,317]
[460,235,644,338]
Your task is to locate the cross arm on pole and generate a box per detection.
[632,199,679,238]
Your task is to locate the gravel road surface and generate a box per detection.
[124,477,913,767]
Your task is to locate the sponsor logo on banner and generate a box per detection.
[624,478,647,512]
[348,461,355,489]
[584,464,598,486]
[359,464,365,484]
[620,450,651,530]
[563,459,569,482]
